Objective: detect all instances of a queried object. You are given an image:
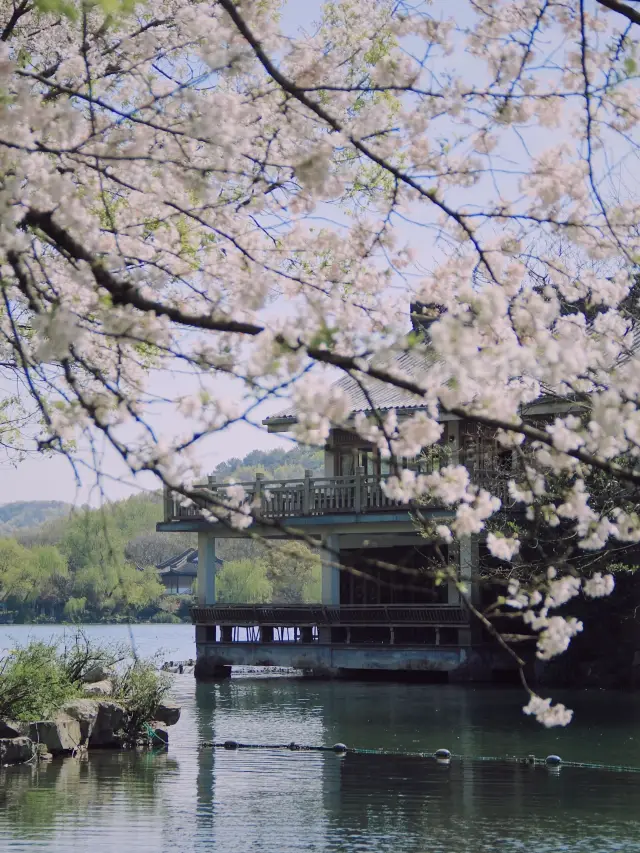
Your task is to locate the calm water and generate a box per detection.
[1,624,639,852]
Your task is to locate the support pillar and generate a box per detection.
[320,534,340,644]
[197,532,217,606]
[321,534,340,605]
[457,535,479,646]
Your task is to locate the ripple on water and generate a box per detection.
[1,625,640,852]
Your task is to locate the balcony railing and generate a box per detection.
[192,604,471,647]
[192,604,469,627]
[164,467,511,522]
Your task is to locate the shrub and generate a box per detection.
[149,611,181,624]
[0,642,78,720]
[60,630,127,684]
[0,633,173,735]
[112,659,172,741]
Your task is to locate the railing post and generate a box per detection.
[303,468,312,515]
[355,466,364,513]
[163,485,173,521]
[255,472,264,514]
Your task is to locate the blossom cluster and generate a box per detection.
[0,0,638,726]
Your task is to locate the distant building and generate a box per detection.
[156,548,223,595]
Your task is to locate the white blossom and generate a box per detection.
[486,532,520,561]
[583,572,615,598]
[523,695,573,728]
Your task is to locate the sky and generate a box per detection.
[0,0,325,507]
[0,0,604,507]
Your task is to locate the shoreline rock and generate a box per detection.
[0,737,34,765]
[153,701,180,726]
[84,680,113,697]
[28,716,81,755]
[0,720,27,739]
[0,697,181,764]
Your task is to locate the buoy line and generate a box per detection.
[196,741,640,774]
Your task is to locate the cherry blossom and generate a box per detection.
[0,0,639,725]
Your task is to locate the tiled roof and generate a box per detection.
[265,351,431,424]
[156,548,223,576]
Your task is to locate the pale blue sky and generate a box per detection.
[0,1,324,506]
[0,1,602,506]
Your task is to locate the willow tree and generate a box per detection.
[1,0,640,723]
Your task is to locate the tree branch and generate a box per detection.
[595,0,640,26]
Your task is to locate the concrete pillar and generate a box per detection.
[446,419,460,465]
[459,535,473,590]
[458,535,479,646]
[447,536,472,605]
[323,448,335,476]
[321,533,340,605]
[197,532,217,606]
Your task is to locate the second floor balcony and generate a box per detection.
[163,466,512,524]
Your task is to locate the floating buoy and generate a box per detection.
[333,743,348,753]
[434,748,451,761]
[223,740,239,750]
[545,754,562,766]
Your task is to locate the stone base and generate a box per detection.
[193,642,519,682]
[194,658,232,681]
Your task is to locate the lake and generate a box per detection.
[1,624,639,852]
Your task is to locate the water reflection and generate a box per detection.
[0,751,181,849]
[1,674,640,852]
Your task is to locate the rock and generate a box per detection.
[153,701,180,726]
[0,737,34,765]
[82,665,113,684]
[28,715,81,755]
[84,680,113,697]
[89,701,128,748]
[147,722,169,747]
[60,699,100,742]
[0,719,27,739]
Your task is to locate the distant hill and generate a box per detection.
[214,446,324,482]
[0,501,72,534]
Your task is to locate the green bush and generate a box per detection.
[149,611,181,624]
[0,642,78,720]
[0,633,172,734]
[112,659,172,740]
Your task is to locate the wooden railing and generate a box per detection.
[164,467,511,522]
[192,604,469,627]
[192,603,472,646]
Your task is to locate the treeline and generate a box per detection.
[1,494,168,623]
[214,445,324,483]
[0,445,324,623]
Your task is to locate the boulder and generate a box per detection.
[82,665,113,684]
[0,737,34,765]
[34,743,54,761]
[60,699,100,742]
[28,715,81,755]
[153,701,180,726]
[84,680,113,697]
[147,722,169,747]
[89,701,128,748]
[0,719,27,739]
